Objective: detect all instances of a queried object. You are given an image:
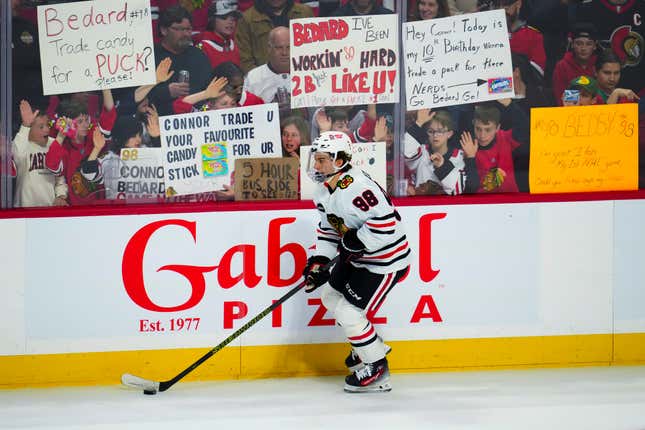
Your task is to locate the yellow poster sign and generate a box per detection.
[529,104,638,194]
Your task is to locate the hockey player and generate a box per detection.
[302,131,410,393]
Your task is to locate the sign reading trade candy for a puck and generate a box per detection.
[402,9,515,109]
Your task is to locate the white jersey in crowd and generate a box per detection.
[313,166,410,275]
[404,131,469,195]
[243,63,290,104]
[12,126,68,207]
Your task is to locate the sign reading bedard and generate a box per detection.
[159,103,281,196]
[37,0,156,95]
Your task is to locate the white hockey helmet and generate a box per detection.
[307,131,353,183]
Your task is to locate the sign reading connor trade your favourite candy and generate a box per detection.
[403,9,515,110]
[160,103,281,196]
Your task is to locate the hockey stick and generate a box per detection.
[121,255,339,394]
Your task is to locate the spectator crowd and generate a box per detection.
[7,0,645,208]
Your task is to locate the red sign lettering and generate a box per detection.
[418,212,447,283]
[122,217,307,312]
[410,295,443,323]
[223,301,248,329]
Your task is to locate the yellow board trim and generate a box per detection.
[1,333,643,389]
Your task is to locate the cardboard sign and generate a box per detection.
[160,103,281,196]
[290,14,400,108]
[402,10,514,110]
[37,0,156,95]
[529,104,639,193]
[299,141,387,199]
[234,158,300,201]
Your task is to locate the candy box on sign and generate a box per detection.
[488,77,513,94]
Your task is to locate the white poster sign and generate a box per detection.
[160,103,281,196]
[102,148,165,201]
[37,0,156,95]
[290,14,400,108]
[403,10,515,110]
[299,141,387,200]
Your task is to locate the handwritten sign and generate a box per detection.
[290,14,399,108]
[529,104,639,193]
[234,158,299,200]
[113,147,164,201]
[299,141,387,199]
[37,0,156,95]
[403,10,514,110]
[160,103,281,196]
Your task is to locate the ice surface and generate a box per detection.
[1,366,644,430]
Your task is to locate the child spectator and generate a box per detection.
[460,99,529,193]
[212,61,265,106]
[172,76,235,113]
[101,109,161,201]
[310,105,368,143]
[595,50,640,104]
[281,116,310,159]
[562,75,599,107]
[45,90,116,205]
[194,0,242,69]
[552,22,598,105]
[315,105,377,143]
[12,100,68,207]
[404,109,479,195]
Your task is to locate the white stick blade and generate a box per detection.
[121,373,160,392]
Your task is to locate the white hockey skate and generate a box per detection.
[344,358,391,393]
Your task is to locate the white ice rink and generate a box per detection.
[1,366,645,430]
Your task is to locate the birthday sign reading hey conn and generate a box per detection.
[290,14,400,108]
[403,10,514,110]
[37,0,156,95]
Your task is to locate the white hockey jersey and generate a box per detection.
[12,126,67,207]
[243,63,290,104]
[313,166,410,275]
[404,131,476,195]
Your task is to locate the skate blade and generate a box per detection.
[343,380,392,393]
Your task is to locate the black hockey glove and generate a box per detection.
[303,255,331,293]
[340,229,366,263]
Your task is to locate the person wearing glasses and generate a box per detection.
[404,109,479,195]
[148,6,212,116]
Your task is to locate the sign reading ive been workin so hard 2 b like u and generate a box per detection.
[289,14,400,108]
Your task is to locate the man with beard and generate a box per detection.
[147,6,212,116]
[236,0,313,73]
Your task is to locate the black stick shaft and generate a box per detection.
[158,256,338,392]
